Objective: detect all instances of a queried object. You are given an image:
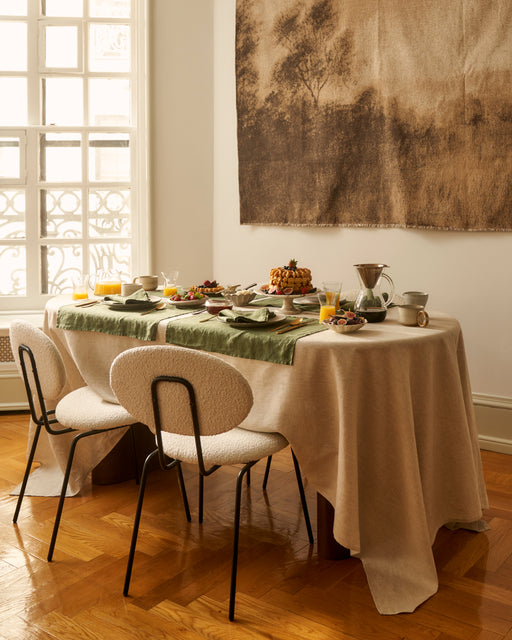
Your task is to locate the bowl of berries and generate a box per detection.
[322,310,367,334]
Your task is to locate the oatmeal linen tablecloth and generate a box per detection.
[41,296,488,615]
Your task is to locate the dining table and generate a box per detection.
[30,293,488,615]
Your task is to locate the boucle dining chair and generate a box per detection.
[110,344,314,621]
[8,320,166,562]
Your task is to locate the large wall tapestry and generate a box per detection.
[236,0,512,230]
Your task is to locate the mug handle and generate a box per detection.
[132,276,140,284]
[417,310,429,327]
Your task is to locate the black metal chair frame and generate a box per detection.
[14,343,141,562]
[123,374,314,621]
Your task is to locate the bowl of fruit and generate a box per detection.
[322,310,367,333]
[168,290,206,308]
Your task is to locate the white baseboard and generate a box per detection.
[473,393,512,455]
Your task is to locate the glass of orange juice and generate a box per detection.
[72,274,89,300]
[162,270,179,297]
[319,281,341,323]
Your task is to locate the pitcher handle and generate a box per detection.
[381,273,395,307]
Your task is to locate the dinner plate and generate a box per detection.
[167,297,206,309]
[216,311,286,329]
[103,296,161,311]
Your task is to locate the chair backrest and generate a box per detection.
[9,320,66,417]
[110,345,253,436]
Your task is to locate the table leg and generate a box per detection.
[92,423,156,485]
[316,492,351,560]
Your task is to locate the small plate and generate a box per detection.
[216,311,286,329]
[167,297,206,309]
[104,296,161,312]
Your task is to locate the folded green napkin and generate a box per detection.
[103,288,149,304]
[219,308,275,323]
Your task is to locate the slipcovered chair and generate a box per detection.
[110,344,313,621]
[8,320,173,562]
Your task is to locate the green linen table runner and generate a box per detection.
[165,313,327,365]
[56,301,193,341]
[56,300,328,364]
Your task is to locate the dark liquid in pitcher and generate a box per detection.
[359,308,387,323]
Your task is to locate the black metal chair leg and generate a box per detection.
[124,449,159,596]
[47,430,91,561]
[229,460,256,622]
[198,473,204,523]
[129,425,140,485]
[291,449,314,545]
[262,455,272,490]
[176,462,191,522]
[13,422,43,524]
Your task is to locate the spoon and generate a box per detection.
[140,301,166,315]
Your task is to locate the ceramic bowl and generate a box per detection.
[322,319,367,333]
[222,291,256,307]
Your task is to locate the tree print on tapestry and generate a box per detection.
[236,0,512,230]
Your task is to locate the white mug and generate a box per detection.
[403,291,429,307]
[398,304,429,327]
[133,275,159,291]
[121,283,142,296]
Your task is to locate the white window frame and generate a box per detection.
[0,0,149,314]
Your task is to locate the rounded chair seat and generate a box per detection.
[161,427,288,466]
[56,386,135,431]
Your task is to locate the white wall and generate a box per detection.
[150,0,214,286]
[152,1,512,449]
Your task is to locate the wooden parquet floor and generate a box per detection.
[0,412,511,640]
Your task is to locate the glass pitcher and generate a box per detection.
[91,268,122,296]
[354,264,394,323]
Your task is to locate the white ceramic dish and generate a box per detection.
[322,319,367,333]
[222,291,256,306]
[217,311,286,329]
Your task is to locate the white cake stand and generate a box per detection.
[255,287,312,314]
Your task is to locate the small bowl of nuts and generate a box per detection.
[222,289,256,307]
[322,310,367,334]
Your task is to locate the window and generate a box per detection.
[0,0,148,312]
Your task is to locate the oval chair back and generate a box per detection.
[9,320,66,422]
[110,344,253,438]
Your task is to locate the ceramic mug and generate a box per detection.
[121,283,142,296]
[398,304,429,327]
[403,291,429,307]
[133,275,159,291]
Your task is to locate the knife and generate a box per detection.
[167,309,206,322]
[275,319,316,334]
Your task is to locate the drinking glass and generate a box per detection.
[162,270,179,297]
[319,281,341,323]
[72,274,89,300]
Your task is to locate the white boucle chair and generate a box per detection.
[110,344,314,622]
[8,320,158,562]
